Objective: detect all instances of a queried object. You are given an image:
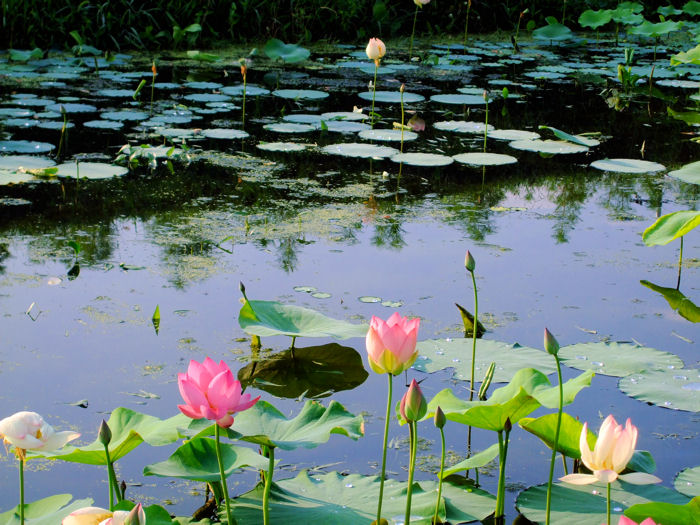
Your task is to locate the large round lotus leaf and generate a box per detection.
[231,471,496,525]
[96,89,135,98]
[148,114,195,125]
[257,142,308,153]
[102,110,149,121]
[674,466,700,497]
[0,155,55,171]
[154,127,200,139]
[46,103,97,114]
[10,97,53,107]
[656,79,700,89]
[0,108,33,117]
[0,140,54,154]
[220,84,270,96]
[284,114,322,125]
[322,142,399,158]
[453,152,518,166]
[413,338,555,383]
[183,93,231,103]
[84,120,124,130]
[264,122,316,133]
[590,158,666,173]
[532,22,574,41]
[619,369,700,412]
[272,89,329,100]
[324,120,371,133]
[358,129,417,141]
[489,129,541,141]
[264,38,311,63]
[357,65,397,75]
[2,118,37,128]
[36,121,75,131]
[201,128,249,139]
[184,81,223,90]
[55,162,128,180]
[517,481,690,525]
[0,171,39,185]
[391,152,454,167]
[357,90,425,103]
[509,139,588,154]
[524,71,568,80]
[430,94,487,105]
[667,161,700,185]
[434,120,494,133]
[153,82,181,90]
[558,342,684,377]
[321,111,368,121]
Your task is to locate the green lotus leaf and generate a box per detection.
[143,437,269,482]
[675,466,700,497]
[533,21,574,41]
[520,413,596,458]
[624,497,700,525]
[685,0,700,16]
[0,494,93,525]
[188,400,364,450]
[440,442,500,477]
[264,38,310,63]
[641,280,700,323]
[231,471,495,524]
[538,125,599,147]
[628,20,683,38]
[238,298,367,339]
[671,43,700,65]
[517,480,690,525]
[668,160,700,185]
[658,5,682,16]
[32,407,189,464]
[111,501,175,525]
[620,369,700,412]
[579,9,613,29]
[643,210,700,246]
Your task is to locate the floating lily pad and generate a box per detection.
[488,129,541,141]
[321,143,399,158]
[272,89,329,100]
[0,155,55,171]
[36,121,75,131]
[656,79,700,89]
[55,162,128,180]
[2,118,37,128]
[453,152,518,166]
[83,120,124,130]
[46,103,97,114]
[358,129,417,141]
[358,296,382,303]
[324,121,371,133]
[558,342,684,377]
[414,338,555,383]
[102,110,149,121]
[675,466,700,498]
[183,93,231,103]
[96,89,136,98]
[201,128,249,140]
[231,471,495,525]
[184,81,223,90]
[220,84,270,97]
[357,91,425,103]
[668,161,700,185]
[509,139,589,154]
[434,121,494,134]
[264,122,316,133]
[320,111,368,121]
[391,152,454,167]
[430,94,488,105]
[0,140,55,154]
[284,114,322,125]
[590,158,666,174]
[154,127,200,139]
[517,481,690,525]
[619,369,700,412]
[257,142,308,153]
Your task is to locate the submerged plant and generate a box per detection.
[366,38,386,129]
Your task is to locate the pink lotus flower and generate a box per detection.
[615,517,657,525]
[366,312,420,375]
[62,504,146,525]
[178,357,259,428]
[0,411,80,457]
[366,38,386,65]
[560,415,661,485]
[414,0,430,5]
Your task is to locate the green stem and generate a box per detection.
[263,446,275,525]
[677,236,683,290]
[561,453,568,475]
[500,428,511,517]
[242,74,247,129]
[400,90,405,154]
[104,444,115,509]
[214,425,233,525]
[483,97,489,153]
[405,422,418,525]
[432,428,446,525]
[408,5,419,59]
[607,482,611,525]
[463,4,471,50]
[19,456,24,525]
[376,373,393,524]
[495,431,504,518]
[370,63,378,129]
[468,269,478,401]
[545,355,564,525]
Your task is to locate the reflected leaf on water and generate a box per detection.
[66,262,80,280]
[238,343,368,400]
[640,280,700,323]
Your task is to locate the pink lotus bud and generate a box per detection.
[400,379,427,422]
[366,38,386,65]
[543,328,559,356]
[433,406,446,429]
[465,250,475,272]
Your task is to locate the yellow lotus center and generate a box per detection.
[34,429,42,439]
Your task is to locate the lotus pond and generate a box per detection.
[0,32,699,525]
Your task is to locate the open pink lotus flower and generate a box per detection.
[62,503,145,525]
[615,517,657,525]
[366,312,420,375]
[560,415,661,485]
[178,357,259,428]
[0,411,80,456]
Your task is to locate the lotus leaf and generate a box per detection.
[620,369,700,412]
[675,466,700,497]
[643,210,700,246]
[0,494,93,525]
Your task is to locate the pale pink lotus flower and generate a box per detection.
[178,357,259,428]
[99,503,145,525]
[414,0,431,5]
[614,516,657,525]
[407,114,425,131]
[62,506,112,525]
[366,38,386,65]
[560,415,661,485]
[366,312,420,375]
[0,411,80,457]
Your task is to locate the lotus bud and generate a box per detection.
[543,328,560,356]
[400,83,405,93]
[433,406,446,429]
[504,417,512,433]
[400,379,427,423]
[151,62,157,76]
[465,250,475,272]
[123,503,145,525]
[98,419,112,446]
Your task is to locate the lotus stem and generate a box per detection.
[561,453,568,474]
[468,268,478,401]
[545,354,564,525]
[404,421,418,525]
[432,427,446,525]
[463,2,471,50]
[677,236,684,290]
[400,89,405,154]
[103,442,115,509]
[409,5,419,60]
[263,445,275,525]
[214,425,233,525]
[376,373,393,524]
[606,481,611,525]
[242,73,247,129]
[483,94,489,153]
[495,431,504,518]
[370,63,378,129]
[19,455,24,525]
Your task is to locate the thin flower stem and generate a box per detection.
[432,427,446,525]
[677,236,684,290]
[545,355,564,525]
[463,4,471,50]
[607,482,611,525]
[376,373,393,524]
[561,453,568,475]
[400,90,405,154]
[483,97,489,153]
[263,446,275,525]
[242,74,247,129]
[214,425,233,525]
[409,5,419,59]
[104,443,115,509]
[500,427,511,517]
[370,63,378,129]
[468,269,478,401]
[495,431,504,518]
[19,456,24,525]
[405,422,418,525]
